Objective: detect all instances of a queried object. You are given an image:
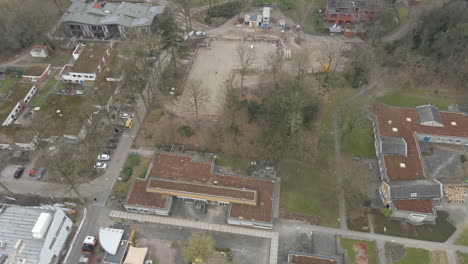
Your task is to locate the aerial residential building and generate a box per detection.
[58,42,112,84]
[325,0,382,25]
[63,0,165,39]
[125,152,277,229]
[371,101,468,224]
[1,84,37,127]
[0,205,73,264]
[22,64,52,83]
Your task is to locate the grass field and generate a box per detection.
[380,89,453,110]
[456,228,468,246]
[458,253,468,264]
[0,76,17,98]
[374,211,456,242]
[112,154,151,196]
[215,155,248,171]
[32,73,57,107]
[340,238,378,264]
[393,248,430,264]
[341,106,376,158]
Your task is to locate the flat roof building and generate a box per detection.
[125,152,276,229]
[0,205,73,264]
[371,101,468,224]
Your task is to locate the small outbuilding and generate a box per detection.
[30,45,50,58]
[123,246,148,264]
[244,14,262,27]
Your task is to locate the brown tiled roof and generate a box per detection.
[371,102,468,181]
[147,153,275,223]
[290,254,338,264]
[393,199,435,214]
[148,178,257,202]
[126,178,169,209]
[23,63,50,77]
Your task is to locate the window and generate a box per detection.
[456,140,461,144]
[72,75,76,77]
[66,226,70,231]
[410,192,417,197]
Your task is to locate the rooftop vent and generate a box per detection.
[406,117,412,122]
[32,213,52,239]
[213,181,218,185]
[387,120,392,125]
[392,127,398,132]
[451,121,457,126]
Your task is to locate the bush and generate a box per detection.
[247,101,263,123]
[302,102,318,125]
[179,125,194,137]
[345,63,369,89]
[207,1,241,18]
[204,15,212,24]
[461,155,466,164]
[160,64,180,94]
[127,154,141,167]
[122,166,133,182]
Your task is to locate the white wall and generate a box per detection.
[38,209,73,264]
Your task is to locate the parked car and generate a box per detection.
[195,30,206,37]
[107,137,119,143]
[94,162,108,169]
[14,166,25,179]
[97,154,111,161]
[35,168,46,180]
[106,143,117,149]
[113,126,124,133]
[29,168,37,177]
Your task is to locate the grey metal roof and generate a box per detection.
[63,0,165,28]
[0,206,54,264]
[417,105,443,125]
[103,222,133,264]
[388,180,442,200]
[381,136,407,156]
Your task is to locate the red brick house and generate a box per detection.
[325,0,381,25]
[22,63,52,83]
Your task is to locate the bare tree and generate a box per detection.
[186,80,209,122]
[319,42,344,72]
[294,48,310,78]
[222,75,241,130]
[174,0,193,38]
[46,147,87,204]
[295,0,314,44]
[237,43,256,87]
[265,50,284,84]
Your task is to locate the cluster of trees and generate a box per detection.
[0,0,62,54]
[382,1,467,88]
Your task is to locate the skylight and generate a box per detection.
[399,163,406,168]
[392,127,398,132]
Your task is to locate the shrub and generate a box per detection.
[461,154,466,164]
[345,63,369,89]
[247,101,263,123]
[204,15,212,24]
[122,166,133,182]
[302,102,318,125]
[179,125,194,137]
[207,1,241,18]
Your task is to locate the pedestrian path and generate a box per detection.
[109,210,279,264]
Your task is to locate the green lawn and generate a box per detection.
[112,155,151,196]
[0,76,18,98]
[380,89,453,110]
[280,159,339,227]
[396,3,409,26]
[393,248,430,264]
[32,74,58,107]
[44,51,72,66]
[374,211,456,242]
[456,228,468,246]
[341,109,376,158]
[457,253,468,264]
[340,238,378,264]
[215,155,248,171]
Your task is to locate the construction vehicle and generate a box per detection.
[307,63,331,74]
[79,236,98,264]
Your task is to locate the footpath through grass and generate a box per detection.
[340,238,377,264]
